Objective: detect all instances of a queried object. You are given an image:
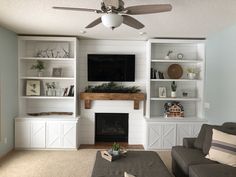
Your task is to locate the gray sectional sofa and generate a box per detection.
[171,122,236,177]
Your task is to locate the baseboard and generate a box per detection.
[0,148,14,161]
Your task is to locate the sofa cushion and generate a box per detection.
[189,164,236,177]
[193,124,208,150]
[203,123,236,155]
[206,129,236,167]
[222,122,236,132]
[171,146,216,175]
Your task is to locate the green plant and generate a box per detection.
[171,81,177,92]
[84,82,141,93]
[186,67,200,74]
[31,60,45,72]
[112,142,120,151]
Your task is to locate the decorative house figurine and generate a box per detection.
[164,102,184,118]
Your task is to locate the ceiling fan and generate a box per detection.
[53,0,172,30]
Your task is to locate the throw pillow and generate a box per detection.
[202,125,221,155]
[206,129,236,167]
[203,124,236,155]
[124,172,136,177]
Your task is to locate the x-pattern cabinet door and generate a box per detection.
[46,121,61,148]
[177,123,202,145]
[31,121,46,148]
[162,124,176,149]
[147,124,162,149]
[147,123,176,149]
[61,122,77,148]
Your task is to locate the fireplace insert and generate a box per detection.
[95,113,128,142]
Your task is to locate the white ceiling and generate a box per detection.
[0,0,236,40]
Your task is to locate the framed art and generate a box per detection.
[52,68,62,77]
[26,80,40,96]
[159,87,166,98]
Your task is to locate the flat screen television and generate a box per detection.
[88,54,135,82]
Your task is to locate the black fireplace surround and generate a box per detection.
[95,113,128,142]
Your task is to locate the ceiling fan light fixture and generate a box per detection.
[101,14,123,30]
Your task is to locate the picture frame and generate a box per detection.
[159,87,166,98]
[26,80,40,96]
[52,68,62,77]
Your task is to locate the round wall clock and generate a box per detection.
[177,53,184,59]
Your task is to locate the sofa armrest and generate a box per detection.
[183,138,196,148]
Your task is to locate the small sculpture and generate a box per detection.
[62,48,70,58]
[158,71,164,79]
[165,50,173,60]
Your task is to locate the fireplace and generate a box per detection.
[95,113,128,142]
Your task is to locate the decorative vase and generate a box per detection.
[165,55,170,60]
[187,73,196,80]
[171,91,177,98]
[46,89,52,96]
[37,71,43,77]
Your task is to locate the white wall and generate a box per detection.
[78,40,146,145]
[0,27,18,157]
[205,24,236,124]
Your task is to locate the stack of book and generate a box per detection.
[101,149,127,162]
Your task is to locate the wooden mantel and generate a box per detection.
[80,92,145,110]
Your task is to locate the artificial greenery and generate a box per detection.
[112,142,120,151]
[186,67,200,74]
[84,82,141,93]
[171,81,177,92]
[31,60,45,72]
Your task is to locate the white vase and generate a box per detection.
[37,71,43,77]
[171,91,177,98]
[188,73,196,80]
[164,55,170,60]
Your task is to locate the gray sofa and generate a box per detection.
[171,122,236,177]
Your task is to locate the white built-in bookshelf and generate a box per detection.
[144,39,206,150]
[18,36,79,118]
[146,39,206,120]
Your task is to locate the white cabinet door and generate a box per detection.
[46,121,61,148]
[46,121,77,149]
[162,124,176,149]
[31,121,46,148]
[176,123,202,145]
[15,121,30,148]
[61,122,77,148]
[147,123,176,149]
[147,124,162,149]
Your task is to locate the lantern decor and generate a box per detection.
[164,102,184,118]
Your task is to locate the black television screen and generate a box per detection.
[88,54,135,82]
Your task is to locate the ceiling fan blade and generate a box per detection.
[85,17,102,28]
[53,6,102,13]
[122,15,144,29]
[125,4,172,15]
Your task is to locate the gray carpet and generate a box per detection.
[0,149,172,177]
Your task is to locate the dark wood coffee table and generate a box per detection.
[91,151,172,177]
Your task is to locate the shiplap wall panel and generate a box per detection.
[78,40,146,145]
